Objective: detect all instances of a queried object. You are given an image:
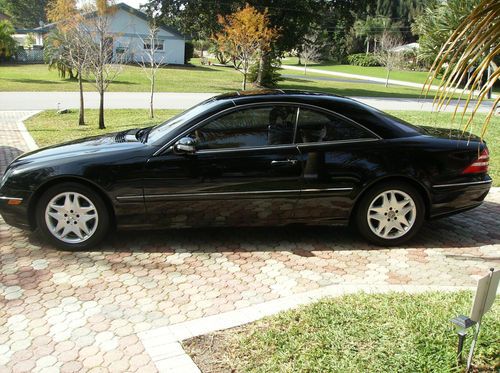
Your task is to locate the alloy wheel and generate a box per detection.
[366,190,416,240]
[44,192,99,244]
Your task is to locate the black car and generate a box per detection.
[0,90,492,250]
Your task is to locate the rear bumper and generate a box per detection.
[429,178,492,219]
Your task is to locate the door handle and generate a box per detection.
[271,159,298,166]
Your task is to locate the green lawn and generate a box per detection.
[183,291,499,372]
[24,109,181,147]
[281,57,500,95]
[281,56,440,85]
[0,60,243,93]
[0,59,433,98]
[25,109,498,185]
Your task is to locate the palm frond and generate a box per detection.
[423,0,499,139]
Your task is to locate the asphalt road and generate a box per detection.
[0,91,496,113]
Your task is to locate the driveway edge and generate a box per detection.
[138,283,474,373]
[17,111,40,151]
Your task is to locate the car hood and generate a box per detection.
[13,130,148,165]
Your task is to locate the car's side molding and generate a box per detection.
[432,180,492,188]
[116,187,354,202]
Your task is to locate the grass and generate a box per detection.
[183,291,500,372]
[25,109,499,185]
[281,57,500,95]
[0,60,242,93]
[24,109,181,147]
[282,56,437,84]
[0,59,433,98]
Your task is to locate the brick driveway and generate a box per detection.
[1,112,499,372]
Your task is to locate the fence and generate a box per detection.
[13,48,44,64]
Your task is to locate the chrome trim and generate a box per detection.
[302,187,353,192]
[134,187,354,200]
[145,190,299,199]
[197,144,298,154]
[296,138,380,147]
[0,196,23,202]
[116,195,143,201]
[153,101,381,156]
[432,180,492,188]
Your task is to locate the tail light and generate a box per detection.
[462,148,489,174]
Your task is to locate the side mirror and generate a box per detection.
[174,137,196,154]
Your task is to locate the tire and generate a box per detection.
[355,181,425,246]
[35,182,110,250]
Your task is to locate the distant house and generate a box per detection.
[22,3,187,65]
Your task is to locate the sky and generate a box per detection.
[117,0,144,9]
[78,0,145,10]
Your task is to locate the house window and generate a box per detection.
[144,40,164,51]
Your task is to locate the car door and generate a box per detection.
[294,106,380,222]
[143,104,302,228]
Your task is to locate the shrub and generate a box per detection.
[347,53,380,67]
[248,56,282,88]
[184,41,194,64]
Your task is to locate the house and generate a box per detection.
[26,3,187,65]
[102,3,187,65]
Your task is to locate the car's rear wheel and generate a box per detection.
[36,182,110,250]
[355,182,425,246]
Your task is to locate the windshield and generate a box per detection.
[147,99,220,144]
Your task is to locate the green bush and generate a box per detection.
[248,56,282,88]
[184,41,194,64]
[347,53,380,67]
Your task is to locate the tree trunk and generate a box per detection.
[366,39,370,54]
[385,69,390,87]
[98,90,105,129]
[304,60,307,75]
[150,76,155,119]
[242,73,246,90]
[78,71,85,126]
[257,54,264,87]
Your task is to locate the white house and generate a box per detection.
[30,2,187,65]
[104,3,187,65]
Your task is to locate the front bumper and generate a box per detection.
[429,178,492,219]
[0,192,34,230]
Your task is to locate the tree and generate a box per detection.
[299,32,323,75]
[138,21,165,119]
[46,0,77,23]
[0,19,16,61]
[424,0,499,139]
[375,31,404,87]
[193,39,211,60]
[82,0,122,129]
[44,29,76,79]
[1,0,47,28]
[412,0,480,66]
[213,4,278,90]
[46,0,89,126]
[354,16,398,54]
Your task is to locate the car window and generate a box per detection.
[296,108,375,143]
[190,106,297,150]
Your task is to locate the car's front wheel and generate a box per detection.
[36,182,110,250]
[356,182,425,246]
